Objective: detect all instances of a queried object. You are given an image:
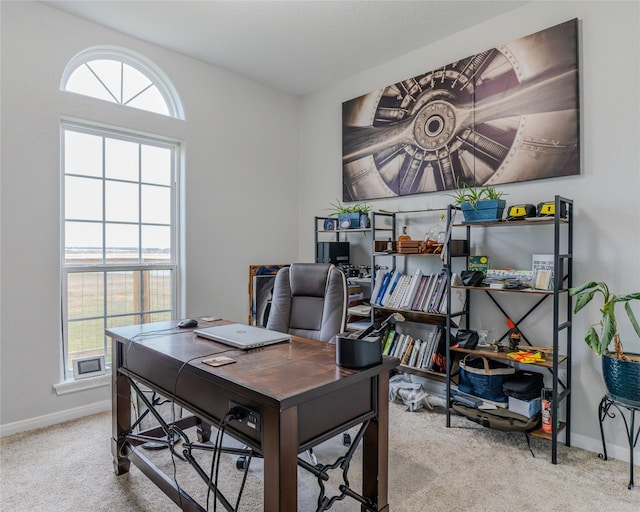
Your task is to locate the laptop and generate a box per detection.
[194,323,291,350]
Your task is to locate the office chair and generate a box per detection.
[266,262,348,342]
[236,263,349,470]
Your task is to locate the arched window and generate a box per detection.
[58,47,183,384]
[61,46,184,119]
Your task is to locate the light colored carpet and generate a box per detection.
[1,400,638,511]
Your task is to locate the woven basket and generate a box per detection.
[602,352,640,407]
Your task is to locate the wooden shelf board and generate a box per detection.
[452,285,556,295]
[530,422,567,440]
[373,306,452,326]
[453,218,568,228]
[399,364,447,382]
[450,346,567,369]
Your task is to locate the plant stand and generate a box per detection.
[598,394,640,490]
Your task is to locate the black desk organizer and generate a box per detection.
[598,394,640,490]
[335,334,383,369]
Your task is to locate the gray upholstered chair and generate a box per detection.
[266,262,347,342]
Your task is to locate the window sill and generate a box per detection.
[53,372,111,395]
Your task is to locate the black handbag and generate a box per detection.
[455,329,479,350]
[460,270,484,287]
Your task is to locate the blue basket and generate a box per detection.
[461,199,506,222]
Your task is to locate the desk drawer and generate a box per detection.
[298,377,375,447]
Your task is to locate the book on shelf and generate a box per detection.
[379,270,401,306]
[401,336,416,365]
[532,253,554,290]
[370,268,387,305]
[374,271,392,306]
[420,273,440,313]
[391,333,407,358]
[414,339,427,368]
[425,271,446,313]
[382,329,396,355]
[423,329,441,370]
[393,274,413,308]
[400,268,423,310]
[484,269,533,289]
[410,274,430,310]
[468,256,489,278]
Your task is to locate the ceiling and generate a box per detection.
[43,1,528,96]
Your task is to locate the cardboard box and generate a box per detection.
[508,396,541,418]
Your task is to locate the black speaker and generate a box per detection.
[316,242,349,265]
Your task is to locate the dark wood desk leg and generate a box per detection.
[362,373,390,512]
[111,339,131,475]
[197,420,212,443]
[263,406,298,512]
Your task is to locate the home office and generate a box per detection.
[1,1,639,511]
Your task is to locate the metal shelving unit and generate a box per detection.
[445,195,573,464]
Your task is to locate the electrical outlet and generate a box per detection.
[229,400,261,431]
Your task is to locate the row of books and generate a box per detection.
[382,328,444,371]
[371,268,464,314]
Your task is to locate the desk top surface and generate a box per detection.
[107,319,398,407]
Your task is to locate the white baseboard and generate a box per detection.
[0,400,111,437]
[570,431,639,466]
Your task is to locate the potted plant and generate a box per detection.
[448,180,507,222]
[569,281,640,406]
[327,200,372,229]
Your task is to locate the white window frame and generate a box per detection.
[60,121,180,381]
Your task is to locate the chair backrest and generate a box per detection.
[266,263,347,342]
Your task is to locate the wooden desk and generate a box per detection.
[107,319,398,511]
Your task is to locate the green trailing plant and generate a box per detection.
[327,199,371,216]
[569,281,640,360]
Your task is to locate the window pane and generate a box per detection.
[65,221,103,263]
[105,180,139,222]
[105,138,139,182]
[105,223,139,262]
[146,270,172,312]
[141,184,170,224]
[65,176,102,220]
[122,63,152,105]
[67,318,104,361]
[67,272,104,320]
[142,225,170,261]
[127,86,170,116]
[144,311,171,324]
[65,131,103,177]
[107,315,141,330]
[107,271,140,316]
[87,60,122,102]
[66,65,117,104]
[141,145,171,185]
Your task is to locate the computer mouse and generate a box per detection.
[178,318,198,328]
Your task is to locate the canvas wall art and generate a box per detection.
[342,19,580,201]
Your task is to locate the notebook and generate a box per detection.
[193,323,291,350]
